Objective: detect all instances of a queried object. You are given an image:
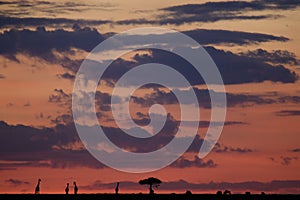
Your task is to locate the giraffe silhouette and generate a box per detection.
[115,182,119,194]
[73,181,78,194]
[65,183,69,194]
[34,178,41,194]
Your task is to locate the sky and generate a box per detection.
[0,0,300,194]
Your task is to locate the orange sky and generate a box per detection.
[0,0,300,194]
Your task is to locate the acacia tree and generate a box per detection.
[139,177,162,194]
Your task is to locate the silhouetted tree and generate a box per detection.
[223,190,231,195]
[139,177,162,194]
[34,178,41,194]
[185,190,192,195]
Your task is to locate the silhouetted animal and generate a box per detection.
[73,181,78,194]
[115,182,119,194]
[65,183,69,194]
[35,179,41,194]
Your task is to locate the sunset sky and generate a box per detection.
[0,0,300,194]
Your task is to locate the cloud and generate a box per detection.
[0,120,214,169]
[205,46,297,84]
[269,156,298,166]
[81,179,300,193]
[0,26,105,62]
[48,89,71,105]
[0,27,297,86]
[0,27,291,62]
[170,156,217,168]
[0,16,112,29]
[240,49,300,66]
[110,47,297,85]
[226,92,275,107]
[6,102,13,107]
[23,102,30,107]
[2,1,300,28]
[275,110,300,116]
[290,148,300,153]
[131,87,274,108]
[4,178,29,186]
[0,120,106,169]
[130,87,300,110]
[0,74,5,79]
[58,72,75,80]
[278,96,300,104]
[280,156,298,166]
[161,179,300,193]
[183,29,288,46]
[213,143,253,154]
[157,0,300,25]
[0,1,116,19]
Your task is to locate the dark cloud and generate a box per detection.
[81,179,300,193]
[205,47,297,84]
[0,16,112,29]
[50,114,73,125]
[240,49,300,66]
[58,72,75,80]
[226,92,275,107]
[5,179,29,186]
[0,120,76,153]
[0,1,116,19]
[158,0,300,25]
[23,102,30,107]
[213,143,253,153]
[107,47,297,85]
[1,1,299,28]
[275,110,300,116]
[280,156,298,166]
[131,87,274,108]
[48,89,71,107]
[278,96,300,104]
[0,26,291,63]
[0,27,297,86]
[135,115,245,128]
[6,102,13,107]
[97,114,179,153]
[80,180,138,191]
[170,156,217,168]
[130,86,300,110]
[269,156,298,166]
[0,120,211,169]
[183,29,288,46]
[48,89,116,124]
[290,148,300,153]
[130,87,300,109]
[160,179,300,192]
[0,1,15,5]
[0,74,5,79]
[0,26,104,62]
[0,120,107,169]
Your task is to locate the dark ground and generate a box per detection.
[0,194,299,200]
